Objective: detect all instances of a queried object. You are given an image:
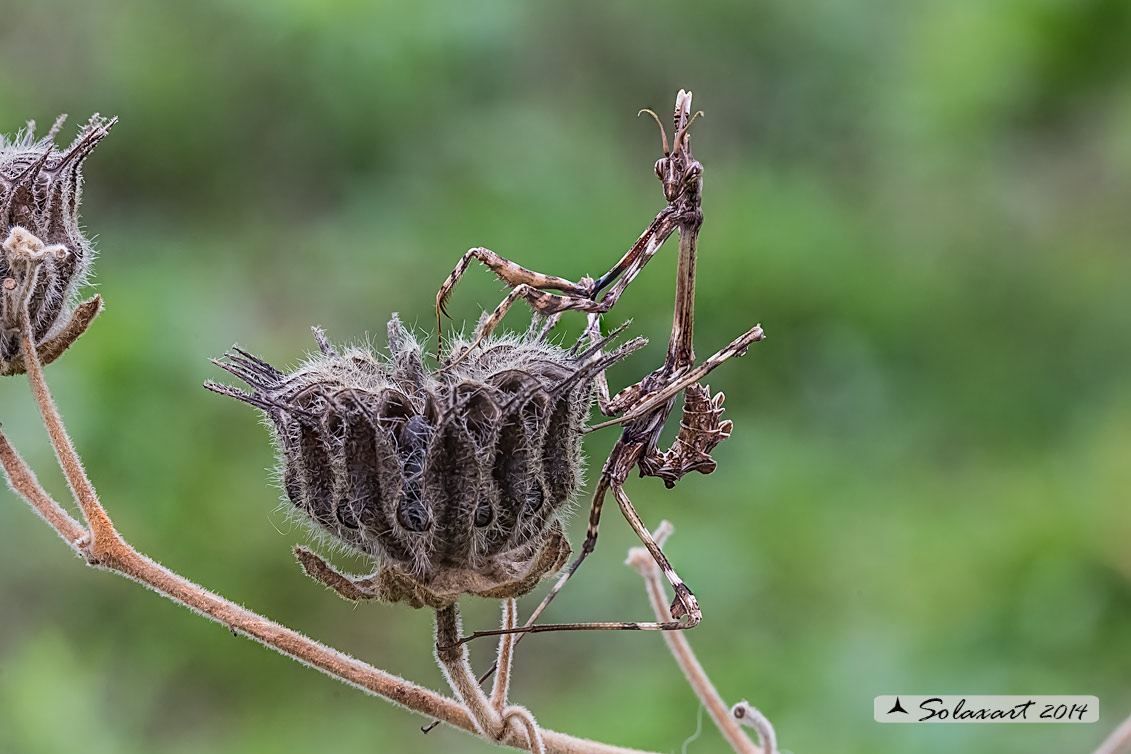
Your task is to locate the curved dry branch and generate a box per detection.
[0,330,659,754]
[0,427,85,553]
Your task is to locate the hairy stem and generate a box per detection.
[20,327,118,553]
[627,521,762,754]
[0,428,86,554]
[435,604,506,738]
[434,604,546,752]
[492,598,518,712]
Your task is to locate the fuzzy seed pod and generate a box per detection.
[207,316,645,608]
[0,115,115,375]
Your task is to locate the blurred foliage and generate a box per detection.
[1,1,1129,752]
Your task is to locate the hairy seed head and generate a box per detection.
[0,115,114,373]
[206,316,645,606]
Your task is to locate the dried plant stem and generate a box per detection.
[729,702,776,754]
[492,598,519,712]
[434,604,546,752]
[626,521,764,754]
[20,329,118,554]
[0,428,85,554]
[1093,712,1131,754]
[506,707,547,754]
[436,604,507,737]
[0,335,657,754]
[421,594,522,735]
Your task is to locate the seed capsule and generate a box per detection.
[0,115,115,374]
[206,316,644,607]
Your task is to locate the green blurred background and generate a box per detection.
[1,1,1129,752]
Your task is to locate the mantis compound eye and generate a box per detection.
[683,162,701,189]
[654,158,667,179]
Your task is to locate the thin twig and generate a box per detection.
[434,604,546,752]
[626,521,763,754]
[436,604,508,738]
[421,594,522,735]
[0,427,86,555]
[730,702,776,754]
[20,326,118,553]
[504,706,547,754]
[1093,711,1131,754]
[492,598,519,713]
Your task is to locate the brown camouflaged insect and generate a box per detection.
[206,90,764,655]
[430,90,764,647]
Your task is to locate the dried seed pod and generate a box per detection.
[206,316,645,608]
[0,115,115,375]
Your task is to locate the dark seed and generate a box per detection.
[541,395,578,508]
[396,414,432,532]
[396,501,432,532]
[336,501,360,529]
[474,499,494,527]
